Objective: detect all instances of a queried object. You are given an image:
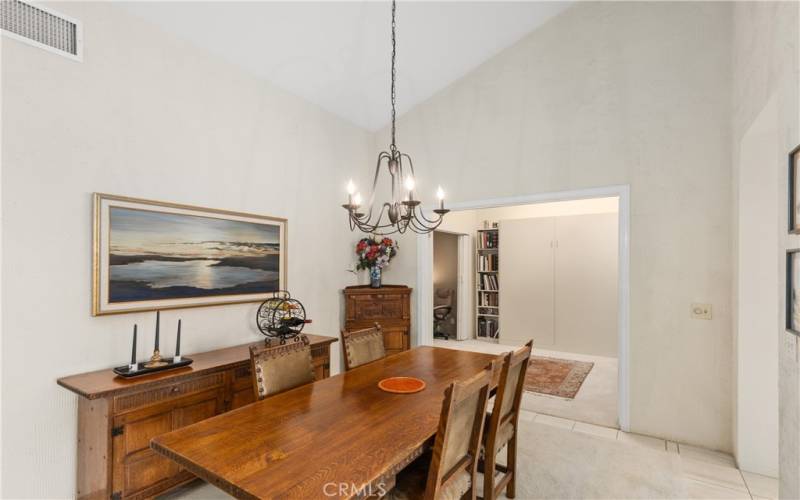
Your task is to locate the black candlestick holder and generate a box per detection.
[114,312,192,378]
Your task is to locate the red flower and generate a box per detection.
[382,238,393,246]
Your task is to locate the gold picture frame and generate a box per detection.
[791,145,800,233]
[92,193,287,316]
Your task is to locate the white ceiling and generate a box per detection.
[119,1,571,131]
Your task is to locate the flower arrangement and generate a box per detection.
[355,236,397,271]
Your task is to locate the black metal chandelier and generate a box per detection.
[342,0,448,235]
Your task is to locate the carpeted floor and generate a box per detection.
[434,339,619,428]
[507,419,687,499]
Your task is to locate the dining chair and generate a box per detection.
[341,324,386,371]
[249,335,315,400]
[481,340,533,500]
[387,362,494,500]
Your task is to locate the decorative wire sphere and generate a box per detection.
[256,291,308,344]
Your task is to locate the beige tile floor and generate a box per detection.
[164,411,778,499]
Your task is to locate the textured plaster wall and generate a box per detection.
[380,2,734,451]
[1,2,370,497]
[731,0,800,493]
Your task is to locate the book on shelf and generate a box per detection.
[478,230,499,249]
[478,254,499,271]
[477,293,498,307]
[477,317,500,339]
[479,273,499,290]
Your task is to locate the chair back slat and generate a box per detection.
[482,340,533,500]
[487,341,533,451]
[424,362,494,499]
[249,336,315,400]
[341,324,386,371]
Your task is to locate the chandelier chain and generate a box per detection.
[390,0,397,150]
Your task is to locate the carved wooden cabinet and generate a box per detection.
[57,334,336,500]
[343,285,412,356]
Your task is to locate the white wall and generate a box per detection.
[735,95,779,476]
[731,0,799,490]
[380,2,734,451]
[475,197,618,223]
[1,2,370,497]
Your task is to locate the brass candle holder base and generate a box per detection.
[144,350,168,368]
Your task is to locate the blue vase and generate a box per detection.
[370,266,382,288]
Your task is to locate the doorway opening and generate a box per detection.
[416,185,630,431]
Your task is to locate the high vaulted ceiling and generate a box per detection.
[119,1,571,131]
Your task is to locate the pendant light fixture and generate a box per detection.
[342,0,449,235]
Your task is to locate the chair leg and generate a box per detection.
[483,448,496,500]
[506,436,517,498]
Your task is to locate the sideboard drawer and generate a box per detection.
[114,373,225,413]
[352,296,384,320]
[231,364,252,391]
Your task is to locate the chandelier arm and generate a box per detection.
[408,216,437,234]
[409,212,437,232]
[400,153,416,179]
[354,203,389,229]
[414,206,444,225]
[350,203,404,234]
[367,151,392,210]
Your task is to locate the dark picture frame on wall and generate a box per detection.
[786,249,800,335]
[788,144,800,233]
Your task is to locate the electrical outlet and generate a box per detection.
[691,303,712,320]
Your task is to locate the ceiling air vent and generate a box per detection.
[1,0,82,61]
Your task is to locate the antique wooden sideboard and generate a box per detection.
[57,334,337,500]
[343,285,412,356]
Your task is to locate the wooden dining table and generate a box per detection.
[150,346,500,499]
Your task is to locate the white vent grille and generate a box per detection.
[1,0,82,60]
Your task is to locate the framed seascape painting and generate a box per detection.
[787,250,800,335]
[92,194,286,315]
[789,144,800,233]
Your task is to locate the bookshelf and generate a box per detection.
[476,227,500,342]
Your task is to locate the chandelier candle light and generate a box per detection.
[342,0,449,235]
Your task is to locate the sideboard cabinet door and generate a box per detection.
[343,285,412,355]
[111,387,225,499]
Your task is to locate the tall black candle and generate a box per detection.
[155,310,160,351]
[175,319,182,358]
[131,324,138,365]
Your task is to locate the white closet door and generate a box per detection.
[554,213,618,357]
[499,218,555,346]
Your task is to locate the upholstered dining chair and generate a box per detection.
[341,324,386,371]
[249,336,315,400]
[481,340,533,500]
[387,362,494,500]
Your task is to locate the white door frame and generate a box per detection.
[416,184,631,431]
[432,230,471,340]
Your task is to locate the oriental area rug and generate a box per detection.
[524,356,594,399]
